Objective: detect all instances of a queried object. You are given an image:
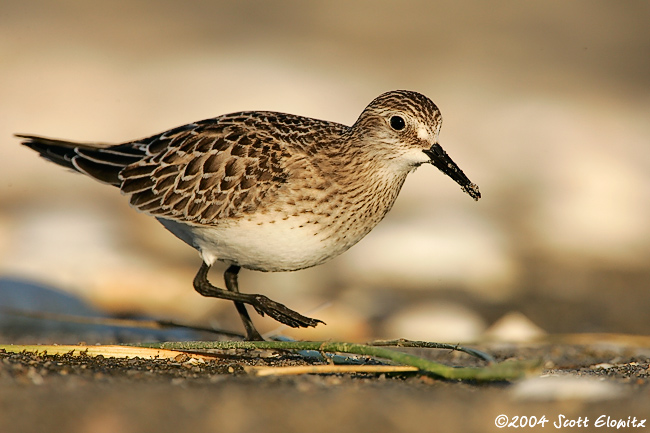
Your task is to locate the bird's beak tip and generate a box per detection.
[424,145,480,201]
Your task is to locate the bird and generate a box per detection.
[17,90,481,340]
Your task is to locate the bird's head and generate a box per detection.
[352,90,480,201]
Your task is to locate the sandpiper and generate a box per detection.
[17,90,480,340]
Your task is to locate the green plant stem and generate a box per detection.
[368,339,495,363]
[136,340,539,381]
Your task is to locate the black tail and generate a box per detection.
[16,134,146,186]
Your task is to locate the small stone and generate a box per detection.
[484,311,546,342]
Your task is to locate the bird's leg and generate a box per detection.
[223,265,264,341]
[192,262,324,339]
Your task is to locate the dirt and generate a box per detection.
[2,340,650,433]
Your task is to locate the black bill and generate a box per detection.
[423,143,481,201]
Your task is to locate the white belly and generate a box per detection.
[157,215,346,272]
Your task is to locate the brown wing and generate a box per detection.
[119,121,292,224]
[19,111,348,225]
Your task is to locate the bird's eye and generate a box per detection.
[390,116,406,131]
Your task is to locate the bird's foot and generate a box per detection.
[251,295,324,328]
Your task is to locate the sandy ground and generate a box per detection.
[2,338,650,433]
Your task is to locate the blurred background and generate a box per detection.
[1,0,649,342]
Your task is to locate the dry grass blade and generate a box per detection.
[245,364,419,376]
[0,344,218,361]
